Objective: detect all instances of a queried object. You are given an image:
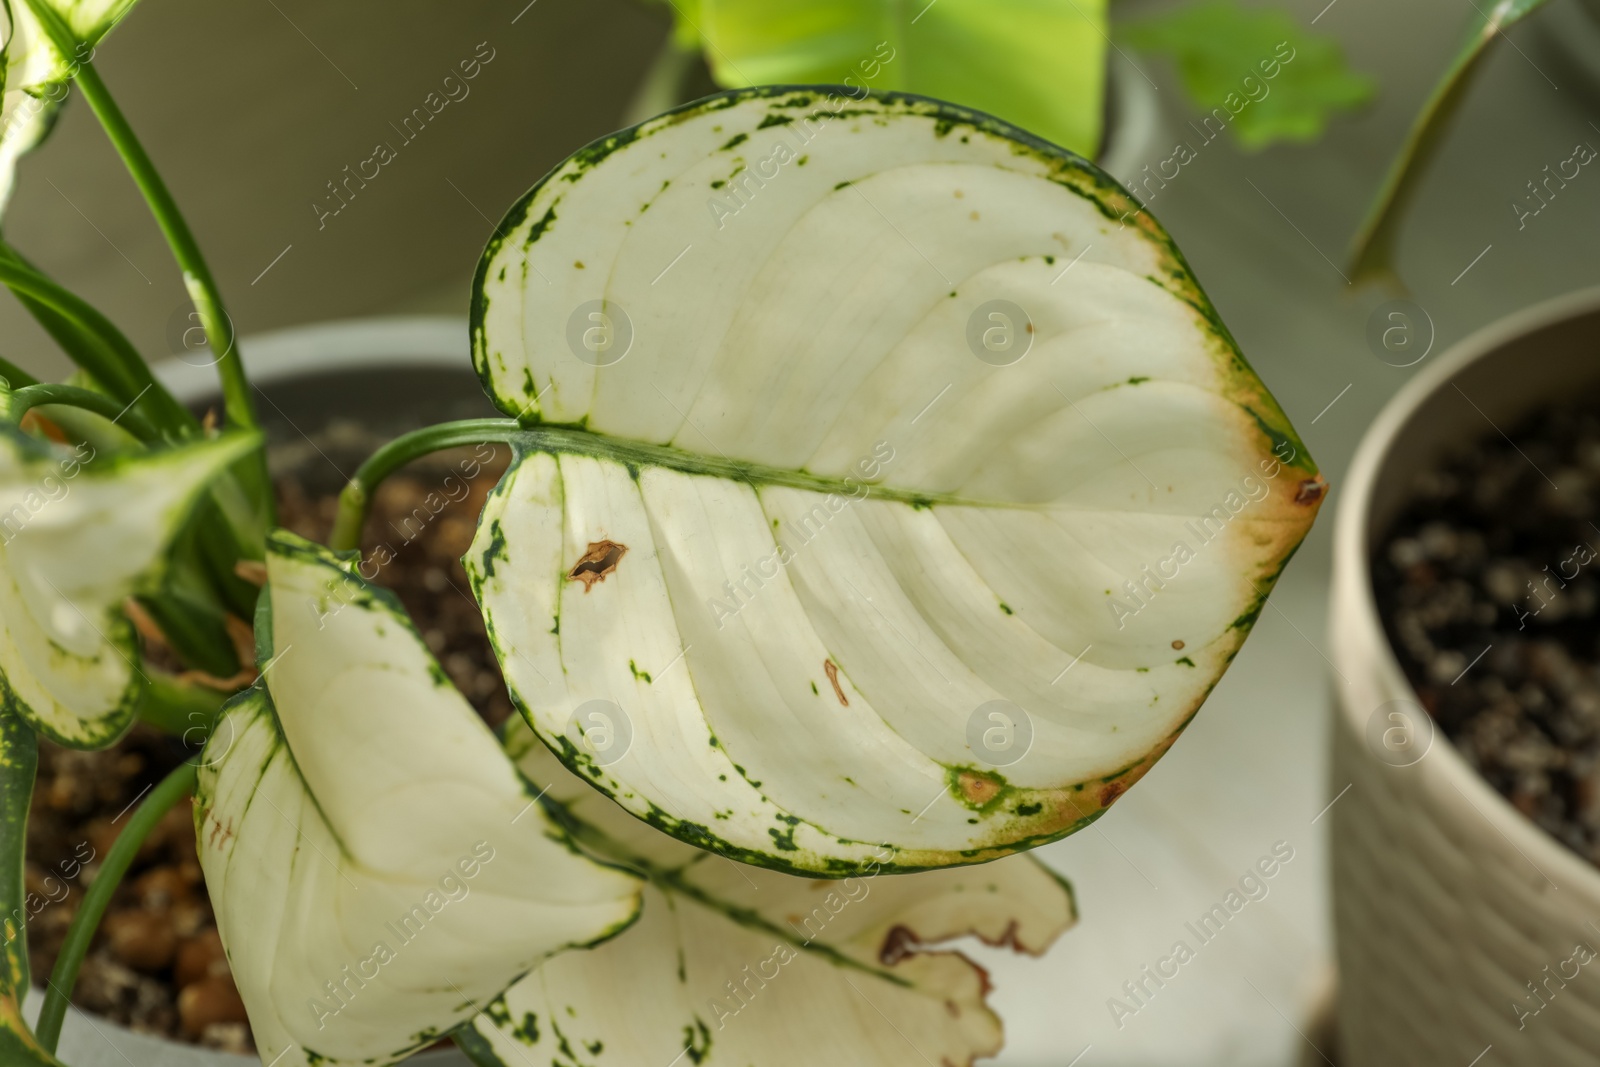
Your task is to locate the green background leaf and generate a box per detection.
[672,0,1109,157]
[1120,0,1373,150]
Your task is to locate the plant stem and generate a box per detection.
[330,419,521,551]
[19,0,274,524]
[68,61,258,436]
[0,258,195,437]
[18,0,257,437]
[33,761,197,1054]
[8,383,159,442]
[80,57,276,523]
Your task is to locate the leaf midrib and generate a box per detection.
[514,424,995,509]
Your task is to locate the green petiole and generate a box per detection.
[330,418,522,551]
[5,383,160,443]
[33,761,198,1054]
[20,0,273,526]
[0,256,195,438]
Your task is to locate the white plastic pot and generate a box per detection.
[1329,287,1600,1064]
[1098,59,1164,186]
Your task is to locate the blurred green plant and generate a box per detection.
[1349,0,1552,282]
[1120,1,1374,149]
[643,0,1373,159]
[659,0,1112,158]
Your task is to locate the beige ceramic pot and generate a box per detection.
[1330,287,1600,1065]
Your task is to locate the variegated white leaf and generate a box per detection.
[468,88,1325,874]
[459,721,1076,1067]
[195,532,642,1067]
[0,428,256,747]
[0,0,138,215]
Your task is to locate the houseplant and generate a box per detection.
[0,1,1326,1065]
[1329,286,1600,1064]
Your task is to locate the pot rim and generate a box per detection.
[154,315,471,399]
[1097,58,1161,184]
[1331,283,1600,896]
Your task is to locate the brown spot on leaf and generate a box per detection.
[824,659,848,706]
[1171,639,1185,650]
[1098,781,1125,807]
[959,771,1001,806]
[206,814,235,851]
[1294,475,1328,506]
[567,540,628,592]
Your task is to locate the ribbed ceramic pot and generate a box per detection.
[1330,287,1600,1065]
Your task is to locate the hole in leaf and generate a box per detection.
[566,540,628,592]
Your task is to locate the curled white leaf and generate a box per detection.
[0,428,257,747]
[195,532,642,1067]
[459,723,1077,1067]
